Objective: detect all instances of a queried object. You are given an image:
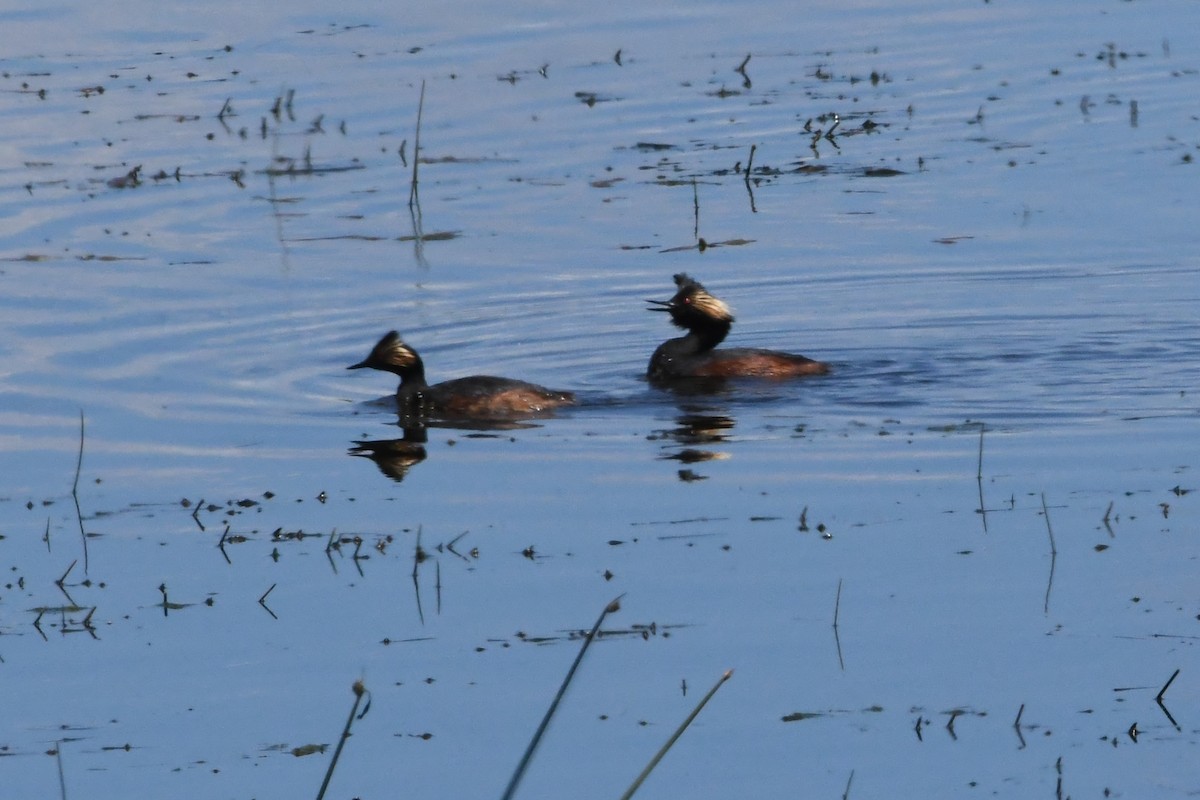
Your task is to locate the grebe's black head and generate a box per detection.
[647,273,735,331]
[348,330,423,376]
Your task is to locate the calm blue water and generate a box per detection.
[1,1,1198,798]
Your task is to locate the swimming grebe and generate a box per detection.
[647,274,829,380]
[348,331,575,419]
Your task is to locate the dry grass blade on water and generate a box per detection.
[315,680,369,800]
[618,669,733,800]
[500,595,623,800]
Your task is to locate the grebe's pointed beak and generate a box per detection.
[645,298,672,312]
[347,359,370,370]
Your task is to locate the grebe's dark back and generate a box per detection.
[647,274,829,381]
[349,331,575,419]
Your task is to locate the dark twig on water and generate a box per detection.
[976,422,988,532]
[259,584,278,620]
[1102,500,1115,537]
[1041,493,1057,614]
[735,53,752,89]
[975,422,985,480]
[408,80,426,209]
[72,411,89,574]
[832,578,845,671]
[842,769,855,800]
[501,595,623,800]
[435,559,442,615]
[217,525,232,565]
[1013,703,1027,749]
[619,669,733,800]
[691,178,700,241]
[412,525,427,625]
[742,144,758,212]
[1156,668,1180,704]
[946,709,959,739]
[1156,668,1181,729]
[445,530,470,561]
[315,680,369,800]
[323,529,341,574]
[56,560,76,592]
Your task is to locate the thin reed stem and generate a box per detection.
[315,681,367,800]
[72,411,89,574]
[1041,493,1057,614]
[408,80,425,208]
[976,422,985,479]
[618,669,733,800]
[56,740,67,800]
[500,596,622,800]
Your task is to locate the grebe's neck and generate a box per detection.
[688,318,730,352]
[394,354,430,394]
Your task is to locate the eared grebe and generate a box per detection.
[647,274,829,380]
[348,331,575,419]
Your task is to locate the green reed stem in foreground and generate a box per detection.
[500,595,623,800]
[316,680,368,800]
[618,669,734,800]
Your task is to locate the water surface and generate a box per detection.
[1,1,1198,798]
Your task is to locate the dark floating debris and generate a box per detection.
[106,165,142,189]
[574,90,618,106]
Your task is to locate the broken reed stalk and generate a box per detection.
[832,578,845,670]
[976,423,985,480]
[408,80,426,209]
[500,595,623,800]
[618,669,733,800]
[315,680,368,800]
[72,410,89,574]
